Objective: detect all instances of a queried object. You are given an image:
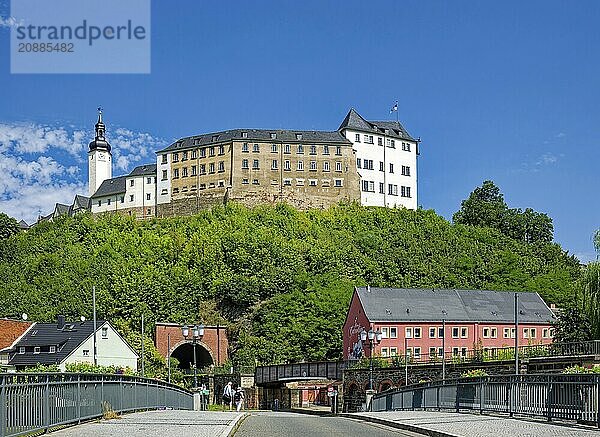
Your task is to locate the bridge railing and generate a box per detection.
[255,361,345,385]
[0,372,194,437]
[371,374,600,427]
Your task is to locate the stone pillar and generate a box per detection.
[365,389,376,411]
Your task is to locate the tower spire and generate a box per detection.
[95,106,106,141]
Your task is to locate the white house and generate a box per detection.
[8,316,138,372]
[338,108,419,209]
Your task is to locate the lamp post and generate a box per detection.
[361,328,382,391]
[514,293,519,375]
[182,323,205,389]
[441,310,447,382]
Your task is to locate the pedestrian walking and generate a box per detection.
[223,381,234,410]
[234,386,245,412]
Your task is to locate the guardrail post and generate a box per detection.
[437,385,440,411]
[44,374,50,433]
[120,379,124,413]
[546,375,552,422]
[77,375,81,424]
[479,380,484,415]
[508,379,513,417]
[0,375,6,437]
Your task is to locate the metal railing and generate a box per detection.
[371,374,600,427]
[255,361,346,385]
[0,373,193,437]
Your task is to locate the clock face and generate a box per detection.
[99,153,105,159]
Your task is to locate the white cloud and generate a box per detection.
[535,153,558,166]
[0,120,166,223]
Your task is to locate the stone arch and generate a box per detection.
[344,382,362,413]
[170,339,214,370]
[378,379,394,392]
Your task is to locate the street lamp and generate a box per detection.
[361,328,382,391]
[182,323,205,389]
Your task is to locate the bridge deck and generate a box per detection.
[49,410,244,437]
[349,410,600,437]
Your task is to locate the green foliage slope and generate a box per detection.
[0,203,580,365]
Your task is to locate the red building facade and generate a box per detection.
[343,287,556,362]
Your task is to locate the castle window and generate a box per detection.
[297,144,304,154]
[191,150,197,159]
[252,179,259,185]
[182,167,188,177]
[296,133,302,140]
[209,163,215,174]
[323,145,329,155]
[357,158,361,168]
[241,132,248,139]
[130,180,134,187]
[97,200,101,207]
[147,177,152,184]
[336,146,342,156]
[323,161,330,172]
[284,160,291,171]
[120,196,124,203]
[380,161,384,172]
[200,148,206,158]
[296,179,305,186]
[160,189,167,195]
[271,159,278,170]
[219,145,225,155]
[283,178,292,186]
[198,184,205,190]
[147,208,151,215]
[218,180,225,187]
[242,159,249,169]
[309,161,317,171]
[242,178,249,184]
[390,139,396,148]
[271,144,278,153]
[334,179,343,187]
[253,144,260,153]
[161,154,167,164]
[218,161,225,172]
[252,159,259,170]
[200,164,206,174]
[212,135,219,142]
[284,144,290,154]
[401,186,412,198]
[182,151,188,161]
[172,153,179,162]
[297,160,304,171]
[402,165,411,176]
[129,195,134,202]
[322,179,330,187]
[402,142,411,152]
[309,179,317,186]
[355,134,360,142]
[389,163,394,173]
[335,162,342,172]
[310,145,317,155]
[209,147,215,157]
[146,193,151,201]
[191,165,197,176]
[107,198,111,205]
[172,188,179,194]
[270,133,277,139]
[378,137,383,146]
[173,169,179,179]
[242,143,249,152]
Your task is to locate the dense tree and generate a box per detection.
[0,203,580,367]
[454,181,553,244]
[552,305,592,343]
[581,262,600,339]
[0,213,19,240]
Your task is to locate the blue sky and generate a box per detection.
[0,1,598,262]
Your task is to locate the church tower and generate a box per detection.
[88,108,112,197]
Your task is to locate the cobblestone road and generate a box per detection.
[50,410,244,437]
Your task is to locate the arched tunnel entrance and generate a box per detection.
[171,342,214,371]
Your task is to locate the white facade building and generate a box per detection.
[338,109,418,209]
[88,110,112,197]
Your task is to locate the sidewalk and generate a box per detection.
[342,411,600,437]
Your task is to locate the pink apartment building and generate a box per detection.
[343,287,556,361]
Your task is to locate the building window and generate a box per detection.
[209,147,215,157]
[309,179,317,186]
[405,327,412,338]
[390,139,395,148]
[452,327,459,338]
[271,144,278,153]
[413,347,421,360]
[173,188,179,194]
[381,347,389,357]
[402,142,411,152]
[357,158,361,169]
[102,327,108,338]
[483,327,490,338]
[310,145,317,155]
[270,133,277,139]
[218,161,225,172]
[182,167,188,177]
[365,135,373,144]
[191,150,197,159]
[452,347,459,356]
[388,184,398,196]
[284,144,291,154]
[242,178,249,185]
[389,327,397,338]
[363,159,374,170]
[242,143,249,152]
[191,165,197,176]
[355,133,361,142]
[438,327,444,338]
[161,154,167,164]
[429,327,436,338]
[296,179,305,186]
[335,162,342,172]
[242,132,248,138]
[491,328,497,338]
[49,345,56,353]
[379,182,384,194]
[18,346,25,354]
[83,350,89,357]
[172,152,179,162]
[334,179,343,187]
[209,163,215,174]
[252,179,259,185]
[107,198,111,206]
[200,148,206,158]
[323,161,330,172]
[296,133,302,140]
[336,146,342,156]
[402,165,411,176]
[380,327,388,338]
[379,161,384,172]
[182,151,188,161]
[130,179,134,187]
[173,169,179,179]
[34,346,40,354]
[242,159,249,169]
[309,161,317,171]
[284,160,291,171]
[272,159,278,170]
[503,328,511,338]
[461,327,468,338]
[323,145,330,155]
[413,327,422,338]
[253,144,260,153]
[120,196,124,203]
[297,144,304,154]
[390,347,398,356]
[253,159,259,170]
[322,179,331,187]
[162,170,168,180]
[401,186,412,198]
[378,137,383,146]
[219,145,225,155]
[542,328,549,338]
[389,163,394,173]
[429,347,437,358]
[146,193,151,201]
[218,181,225,188]
[200,164,206,174]
[362,180,375,192]
[283,178,292,186]
[129,195,134,202]
[297,161,304,171]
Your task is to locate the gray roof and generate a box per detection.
[158,129,351,153]
[91,175,127,198]
[338,108,416,141]
[72,195,90,210]
[128,164,156,177]
[356,287,556,324]
[18,220,29,230]
[53,203,70,216]
[9,320,106,366]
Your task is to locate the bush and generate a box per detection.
[461,369,488,378]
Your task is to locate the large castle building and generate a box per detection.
[41,108,420,221]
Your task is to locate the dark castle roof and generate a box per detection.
[128,164,156,177]
[91,164,156,198]
[355,287,556,324]
[158,129,351,153]
[338,108,416,141]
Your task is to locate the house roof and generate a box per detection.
[355,287,556,324]
[338,108,416,141]
[53,203,71,216]
[91,175,127,198]
[9,320,107,366]
[157,129,351,153]
[0,319,33,351]
[72,195,90,211]
[18,220,29,230]
[128,164,156,177]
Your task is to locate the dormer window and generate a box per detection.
[296,133,302,140]
[270,133,276,139]
[18,347,25,354]
[212,135,219,142]
[241,132,248,138]
[101,327,108,338]
[34,347,40,354]
[49,345,56,353]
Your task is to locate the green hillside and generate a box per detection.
[0,203,580,366]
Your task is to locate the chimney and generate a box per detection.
[57,315,65,330]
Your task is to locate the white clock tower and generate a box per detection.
[88,108,112,197]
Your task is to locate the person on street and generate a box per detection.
[223,381,234,410]
[234,386,245,412]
